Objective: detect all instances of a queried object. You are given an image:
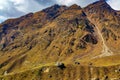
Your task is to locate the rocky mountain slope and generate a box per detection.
[0,0,120,80]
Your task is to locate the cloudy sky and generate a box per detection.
[0,0,120,23]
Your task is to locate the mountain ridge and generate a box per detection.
[0,0,120,80]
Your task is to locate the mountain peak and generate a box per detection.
[85,0,113,13]
[69,4,81,9]
[89,0,108,6]
[43,4,62,12]
[42,4,66,12]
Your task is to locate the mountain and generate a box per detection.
[117,11,120,16]
[84,0,120,55]
[0,0,120,80]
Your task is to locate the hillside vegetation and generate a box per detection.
[0,0,120,80]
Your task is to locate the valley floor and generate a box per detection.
[0,55,120,80]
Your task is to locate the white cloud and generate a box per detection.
[0,0,120,23]
[9,0,44,13]
[0,16,8,23]
[0,0,45,23]
[55,0,99,7]
[0,16,7,20]
[107,0,120,10]
[56,0,79,6]
[9,0,25,5]
[0,0,9,10]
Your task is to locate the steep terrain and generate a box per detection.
[117,11,120,16]
[84,0,120,54]
[0,0,120,80]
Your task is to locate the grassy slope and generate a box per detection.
[0,62,120,80]
[0,1,120,80]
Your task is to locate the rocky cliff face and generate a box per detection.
[0,0,120,80]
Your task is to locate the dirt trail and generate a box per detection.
[87,16,113,58]
[95,24,113,57]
